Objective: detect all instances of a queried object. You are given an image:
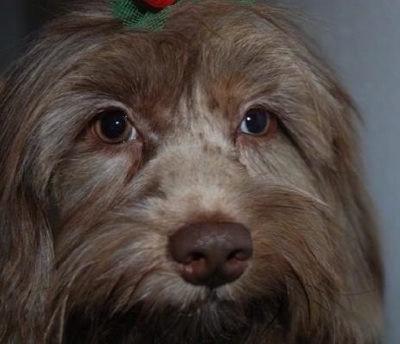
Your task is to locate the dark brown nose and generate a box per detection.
[169,222,253,288]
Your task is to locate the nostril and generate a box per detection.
[178,251,205,265]
[190,251,206,262]
[169,222,253,288]
[227,249,251,261]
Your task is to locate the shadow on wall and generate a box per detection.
[0,0,72,73]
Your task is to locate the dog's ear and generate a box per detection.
[0,76,53,342]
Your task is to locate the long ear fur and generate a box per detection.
[0,76,53,343]
[0,5,118,341]
[0,78,5,94]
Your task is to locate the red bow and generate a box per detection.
[143,0,176,9]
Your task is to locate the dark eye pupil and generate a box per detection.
[245,109,268,133]
[100,111,127,140]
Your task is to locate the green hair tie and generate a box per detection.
[110,0,254,31]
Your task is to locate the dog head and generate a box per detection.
[0,1,382,343]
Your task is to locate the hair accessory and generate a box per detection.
[110,0,254,31]
[143,0,176,8]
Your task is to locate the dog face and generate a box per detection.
[0,1,382,343]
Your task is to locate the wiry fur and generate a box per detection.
[0,1,382,343]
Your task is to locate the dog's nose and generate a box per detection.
[169,222,253,288]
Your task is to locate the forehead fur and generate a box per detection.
[6,0,341,111]
[1,0,356,194]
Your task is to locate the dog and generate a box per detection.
[0,0,383,343]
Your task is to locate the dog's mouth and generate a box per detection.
[65,293,286,344]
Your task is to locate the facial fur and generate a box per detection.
[0,1,382,343]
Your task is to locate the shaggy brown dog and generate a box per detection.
[0,1,383,343]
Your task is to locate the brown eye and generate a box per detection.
[239,108,276,136]
[92,109,137,144]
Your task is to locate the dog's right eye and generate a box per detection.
[92,109,137,144]
[239,108,277,137]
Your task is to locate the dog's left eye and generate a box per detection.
[92,109,137,144]
[239,108,275,136]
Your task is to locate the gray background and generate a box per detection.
[0,1,398,343]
